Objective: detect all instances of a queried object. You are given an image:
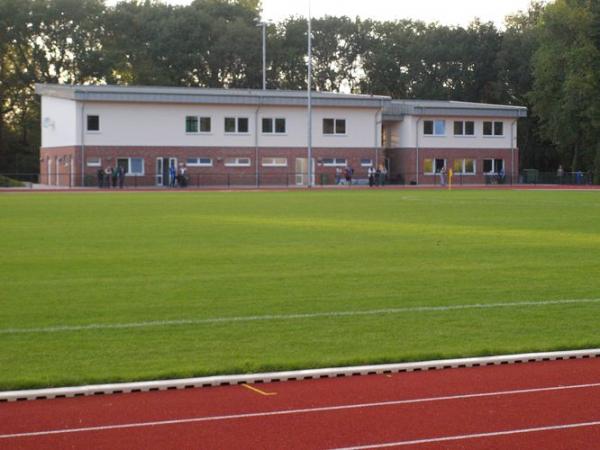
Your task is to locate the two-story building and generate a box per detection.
[36,84,527,187]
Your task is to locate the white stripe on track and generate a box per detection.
[1,382,600,439]
[2,298,600,335]
[330,421,600,449]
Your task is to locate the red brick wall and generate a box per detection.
[40,146,380,186]
[386,147,520,185]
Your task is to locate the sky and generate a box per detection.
[105,0,538,28]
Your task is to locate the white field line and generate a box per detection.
[2,298,600,335]
[1,382,600,440]
[330,421,600,449]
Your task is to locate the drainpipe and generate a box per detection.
[416,117,421,185]
[254,99,261,187]
[511,119,517,185]
[80,101,85,187]
[375,107,383,168]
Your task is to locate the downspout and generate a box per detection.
[254,98,261,187]
[375,104,383,168]
[416,117,421,185]
[511,119,517,185]
[80,101,85,187]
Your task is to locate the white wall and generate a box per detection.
[41,97,79,148]
[390,116,517,149]
[75,102,378,148]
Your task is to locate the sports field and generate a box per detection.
[1,189,599,390]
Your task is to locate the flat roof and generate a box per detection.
[36,84,528,117]
[35,84,390,109]
[384,99,528,119]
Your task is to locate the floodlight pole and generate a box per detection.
[307,1,313,187]
[257,21,267,90]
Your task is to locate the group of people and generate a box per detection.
[335,166,355,185]
[169,164,188,188]
[367,165,388,187]
[97,166,125,189]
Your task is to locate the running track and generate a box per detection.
[1,358,599,449]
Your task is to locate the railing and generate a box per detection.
[1,171,596,189]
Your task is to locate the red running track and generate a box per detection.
[1,358,600,449]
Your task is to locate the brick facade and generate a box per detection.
[386,147,520,185]
[40,146,381,187]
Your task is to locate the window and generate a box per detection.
[186,157,212,167]
[262,118,286,134]
[322,158,347,167]
[424,158,446,174]
[86,157,101,167]
[454,121,475,136]
[185,116,198,133]
[225,117,249,134]
[323,118,346,135]
[361,159,374,167]
[116,157,144,175]
[424,120,445,136]
[484,121,504,136]
[224,157,251,167]
[483,159,504,174]
[86,115,100,132]
[453,159,476,175]
[200,117,211,133]
[262,157,287,167]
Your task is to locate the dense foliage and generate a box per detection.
[0,0,597,178]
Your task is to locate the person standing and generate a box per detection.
[379,164,388,187]
[117,165,125,189]
[368,166,375,187]
[97,168,104,188]
[179,164,188,188]
[111,166,118,188]
[104,167,112,189]
[439,166,447,187]
[557,165,564,184]
[169,164,176,188]
[335,167,342,185]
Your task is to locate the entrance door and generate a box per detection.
[295,158,315,186]
[156,157,178,186]
[156,157,164,186]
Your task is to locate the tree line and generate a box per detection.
[1,0,598,181]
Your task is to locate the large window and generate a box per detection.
[225,117,249,134]
[261,157,287,167]
[262,118,286,134]
[322,158,347,167]
[323,118,346,135]
[116,157,144,175]
[483,121,504,136]
[185,116,211,133]
[224,157,251,167]
[361,159,374,167]
[423,158,446,174]
[86,157,101,167]
[186,157,212,167]
[453,159,476,175]
[86,115,100,132]
[424,120,445,136]
[453,121,475,136]
[483,159,504,174]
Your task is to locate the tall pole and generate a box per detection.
[307,0,313,187]
[256,21,267,90]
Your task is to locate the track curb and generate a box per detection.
[2,349,599,402]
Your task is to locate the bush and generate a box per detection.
[0,175,25,187]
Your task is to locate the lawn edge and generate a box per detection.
[2,348,599,402]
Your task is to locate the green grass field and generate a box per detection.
[1,189,599,390]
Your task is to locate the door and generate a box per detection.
[295,158,315,186]
[156,157,164,186]
[168,158,178,186]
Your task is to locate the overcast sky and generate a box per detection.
[106,0,538,27]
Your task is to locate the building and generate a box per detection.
[36,84,527,187]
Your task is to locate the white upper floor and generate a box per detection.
[37,84,527,150]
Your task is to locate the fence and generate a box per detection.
[0,170,596,189]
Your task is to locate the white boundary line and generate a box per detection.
[329,421,600,449]
[2,382,600,439]
[1,349,599,402]
[3,298,600,335]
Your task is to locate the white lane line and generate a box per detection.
[2,382,600,439]
[330,421,600,449]
[2,298,600,335]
